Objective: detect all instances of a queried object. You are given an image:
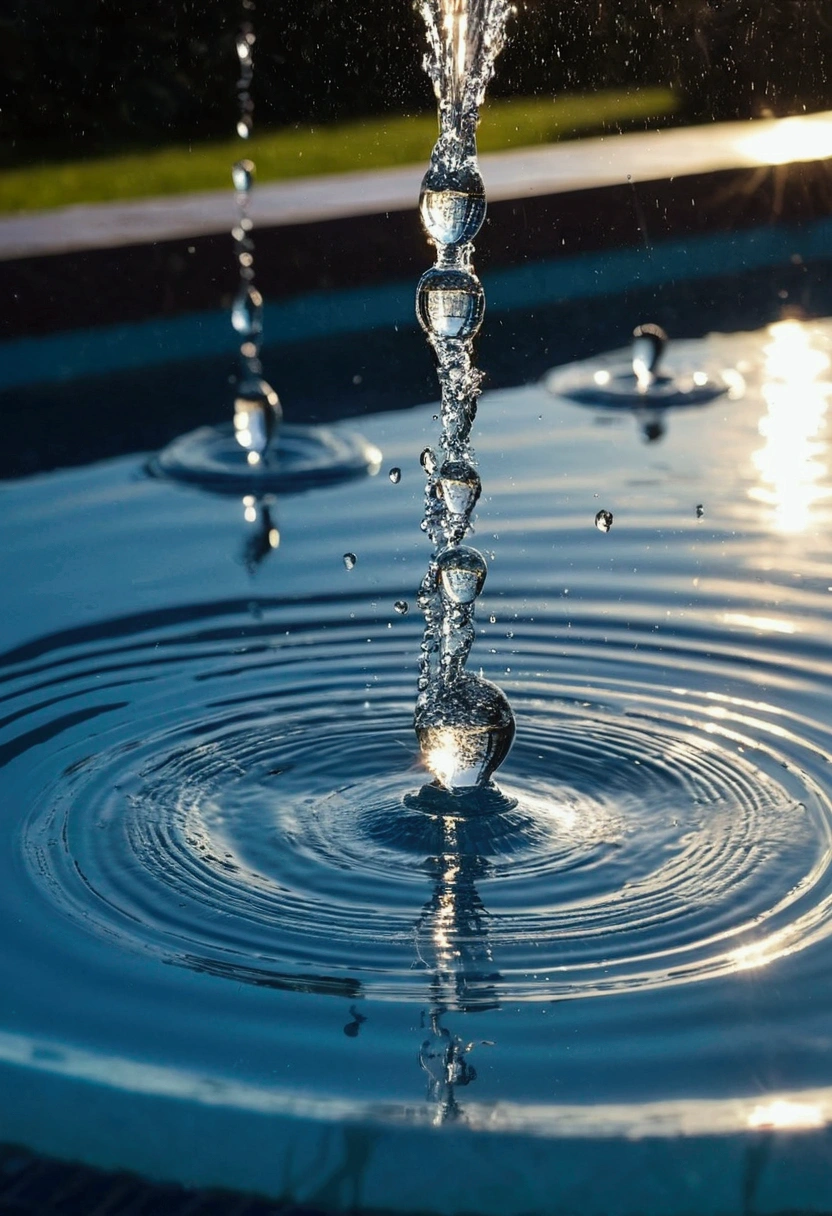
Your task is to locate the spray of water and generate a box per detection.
[231,2,282,468]
[414,0,515,791]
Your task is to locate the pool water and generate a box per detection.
[3,310,832,1209]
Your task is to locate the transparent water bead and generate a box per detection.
[343,552,357,570]
[595,509,614,533]
[232,159,255,193]
[389,467,402,484]
[436,546,487,604]
[233,378,281,459]
[438,459,481,516]
[632,322,667,389]
[416,266,485,342]
[419,160,486,246]
[231,285,263,341]
[394,600,409,615]
[415,673,515,790]
[420,448,438,475]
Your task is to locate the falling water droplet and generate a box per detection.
[436,546,487,603]
[696,503,705,519]
[419,161,487,246]
[595,509,614,533]
[231,285,263,340]
[389,467,402,484]
[233,378,281,457]
[416,673,515,790]
[438,459,481,516]
[394,600,409,615]
[420,448,438,475]
[232,159,255,193]
[416,266,485,341]
[343,553,357,571]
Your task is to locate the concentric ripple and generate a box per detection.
[3,595,832,1006]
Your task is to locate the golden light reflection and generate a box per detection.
[750,320,832,534]
[748,1099,826,1130]
[738,114,832,168]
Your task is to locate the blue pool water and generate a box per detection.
[3,252,832,1209]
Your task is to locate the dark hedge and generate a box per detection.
[2,1,830,164]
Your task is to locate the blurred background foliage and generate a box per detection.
[0,0,830,205]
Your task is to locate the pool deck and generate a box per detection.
[2,110,832,262]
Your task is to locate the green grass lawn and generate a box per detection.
[0,88,676,215]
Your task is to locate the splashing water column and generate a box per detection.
[413,0,515,791]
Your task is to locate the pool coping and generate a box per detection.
[3,109,832,262]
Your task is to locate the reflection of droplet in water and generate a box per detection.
[232,159,255,193]
[419,161,487,246]
[343,553,357,571]
[416,266,485,341]
[415,673,515,790]
[436,546,487,603]
[389,467,402,484]
[595,509,614,533]
[438,460,481,516]
[394,600,409,615]
[233,378,281,457]
[696,503,705,519]
[231,285,263,340]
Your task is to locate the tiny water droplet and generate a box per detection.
[696,503,705,519]
[595,509,613,533]
[343,553,357,570]
[389,467,402,484]
[231,285,263,340]
[233,378,281,456]
[436,546,487,604]
[394,600,409,615]
[416,266,485,341]
[232,159,255,192]
[489,614,496,624]
[420,447,438,474]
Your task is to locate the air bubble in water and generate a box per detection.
[231,285,263,340]
[416,266,485,341]
[436,546,487,603]
[595,509,613,533]
[343,553,357,570]
[389,467,402,484]
[696,503,705,519]
[233,378,281,456]
[394,600,409,615]
[419,162,487,246]
[415,673,515,790]
[232,159,255,193]
[438,460,481,516]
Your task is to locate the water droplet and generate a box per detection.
[232,159,255,193]
[233,378,281,456]
[394,600,409,615]
[420,447,438,475]
[415,674,515,790]
[696,503,705,519]
[595,509,613,533]
[343,553,357,570]
[389,467,402,484]
[416,266,485,341]
[489,614,496,624]
[236,118,252,140]
[632,323,667,383]
[231,285,263,340]
[419,161,487,245]
[436,546,487,603]
[438,459,481,516]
